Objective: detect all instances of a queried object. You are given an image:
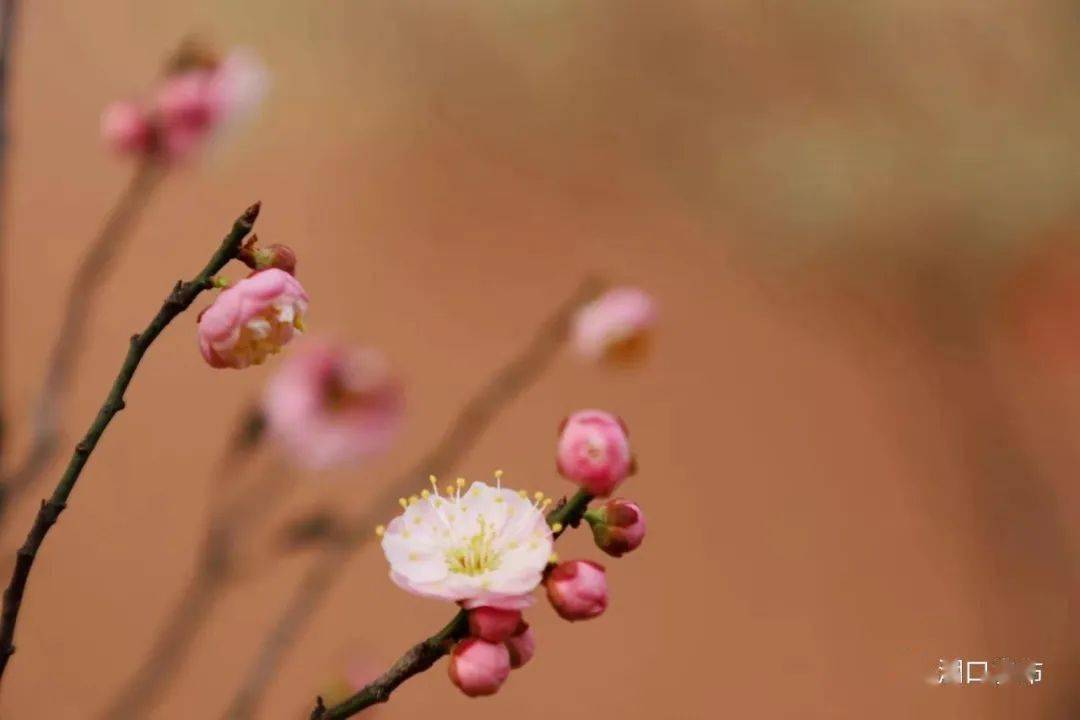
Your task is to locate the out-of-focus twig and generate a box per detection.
[0,202,260,686]
[98,408,289,720]
[219,277,603,720]
[308,490,593,720]
[0,0,21,467]
[0,160,164,521]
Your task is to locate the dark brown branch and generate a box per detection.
[97,407,282,720]
[0,160,164,519]
[0,202,260,686]
[310,490,593,720]
[219,277,603,720]
[0,0,21,466]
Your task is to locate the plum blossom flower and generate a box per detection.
[556,410,633,496]
[378,475,554,610]
[101,46,268,161]
[572,287,656,364]
[448,638,511,697]
[155,48,268,159]
[197,268,308,369]
[545,560,608,621]
[262,341,403,469]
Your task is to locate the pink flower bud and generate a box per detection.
[556,410,632,496]
[468,607,522,643]
[587,498,646,557]
[253,243,297,274]
[448,638,511,697]
[262,341,402,468]
[573,287,656,365]
[198,268,308,369]
[100,101,153,155]
[504,622,535,669]
[544,560,608,622]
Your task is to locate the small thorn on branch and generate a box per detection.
[309,696,326,719]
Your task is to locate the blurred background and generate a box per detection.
[2,0,1080,717]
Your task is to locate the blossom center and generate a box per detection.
[446,519,501,576]
[234,303,304,366]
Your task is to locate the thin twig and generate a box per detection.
[0,0,21,465]
[98,408,286,720]
[219,277,603,720]
[310,490,593,720]
[0,201,260,685]
[0,160,165,519]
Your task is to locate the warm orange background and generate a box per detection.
[2,2,1079,718]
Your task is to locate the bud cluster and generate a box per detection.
[446,409,646,698]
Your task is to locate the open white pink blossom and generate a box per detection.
[572,287,657,364]
[378,475,554,610]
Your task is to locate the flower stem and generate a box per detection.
[0,201,260,687]
[310,489,594,720]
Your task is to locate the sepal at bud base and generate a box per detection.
[585,498,646,557]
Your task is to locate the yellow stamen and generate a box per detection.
[551,522,563,533]
[398,498,408,509]
[375,525,385,537]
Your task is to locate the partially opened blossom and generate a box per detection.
[545,560,608,621]
[556,410,633,496]
[262,341,403,468]
[198,268,308,369]
[448,638,511,697]
[572,287,656,364]
[504,622,535,669]
[379,475,554,610]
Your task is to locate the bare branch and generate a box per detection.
[0,0,22,465]
[0,160,164,517]
[0,202,260,685]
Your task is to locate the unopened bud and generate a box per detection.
[544,560,608,622]
[504,622,535,669]
[586,498,646,558]
[448,638,511,697]
[468,606,522,643]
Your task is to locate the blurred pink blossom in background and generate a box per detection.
[572,287,656,365]
[262,340,403,468]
